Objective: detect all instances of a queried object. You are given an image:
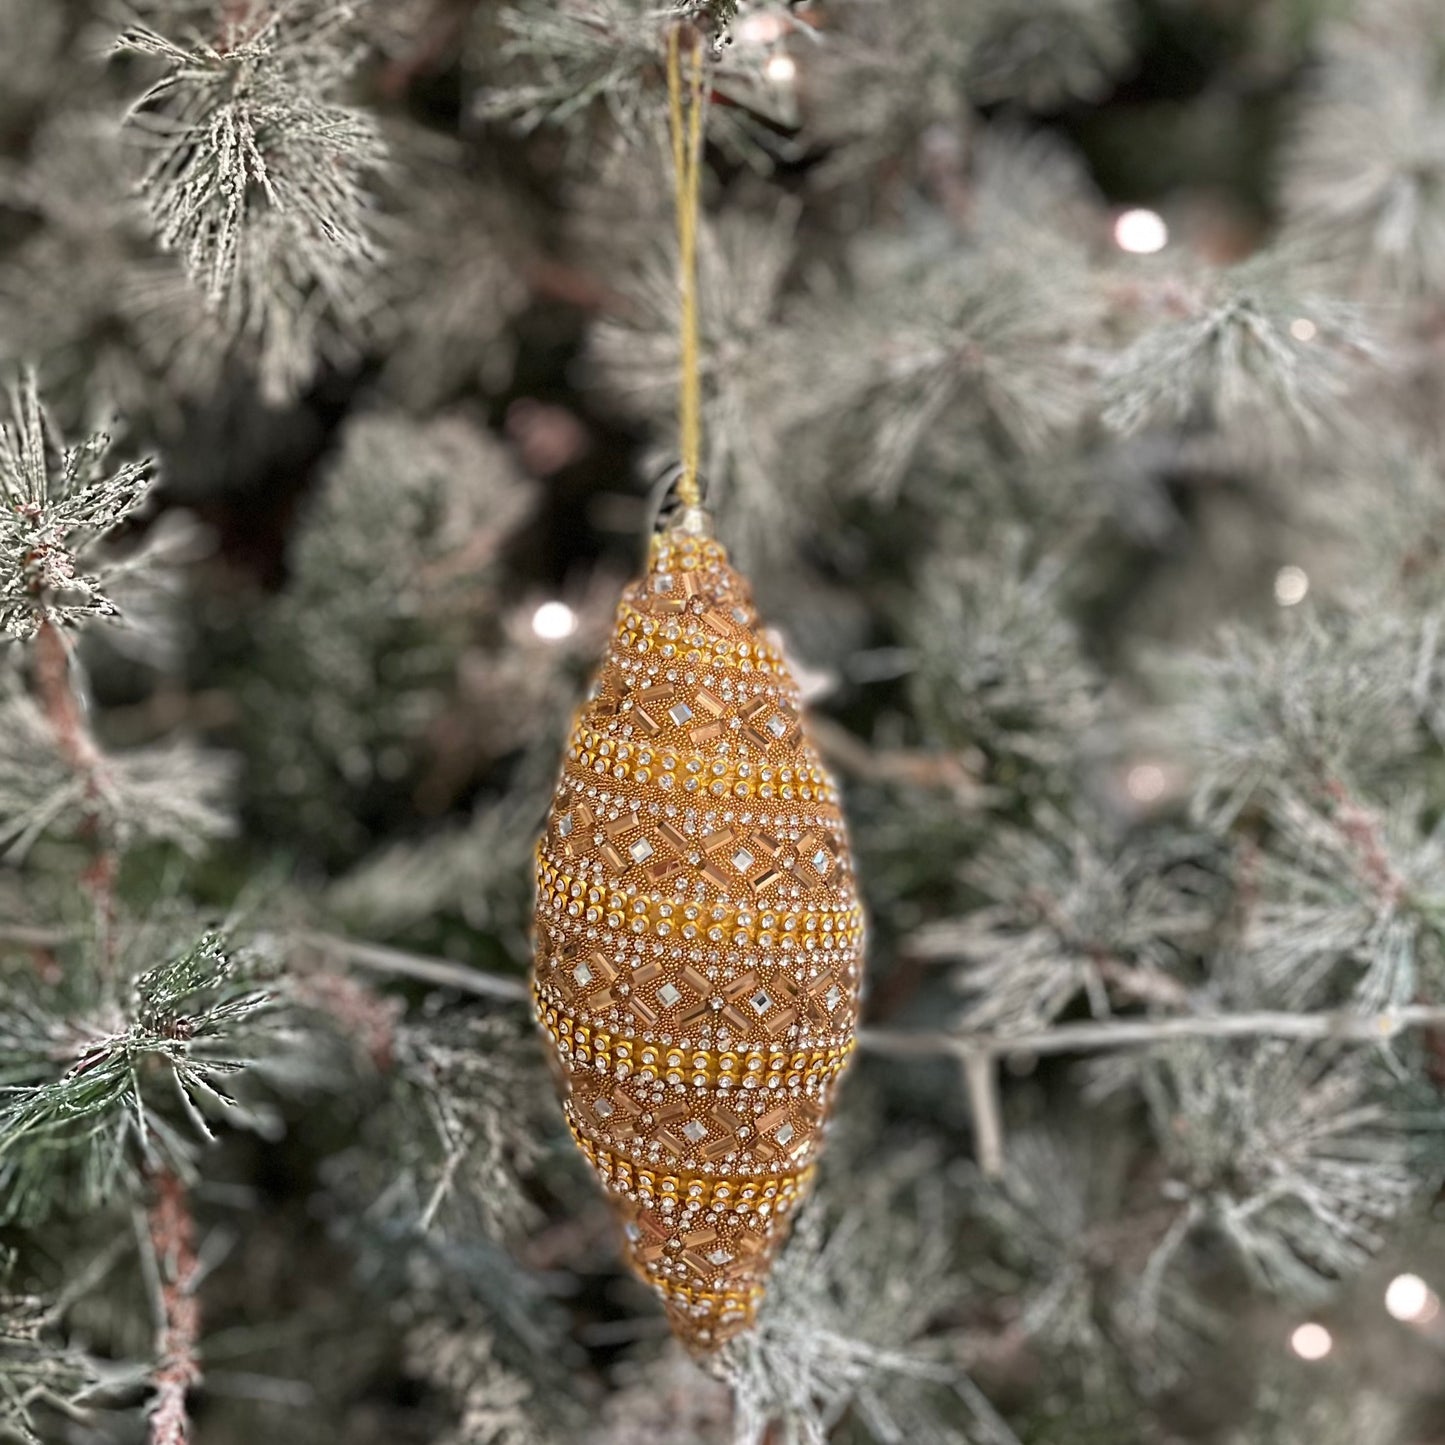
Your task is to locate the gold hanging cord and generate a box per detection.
[666,24,707,510]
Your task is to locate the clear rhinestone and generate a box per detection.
[669,701,695,725]
[766,714,788,739]
[558,812,575,837]
[654,573,674,593]
[812,848,831,874]
[824,983,842,1011]
[749,988,772,1015]
[658,982,682,1007]
[683,1120,707,1143]
[774,1122,794,1146]
[629,838,655,864]
[572,961,594,986]
[594,1098,615,1118]
[731,847,755,873]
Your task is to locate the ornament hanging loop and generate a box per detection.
[666,22,707,513]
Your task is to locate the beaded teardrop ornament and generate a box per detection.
[532,516,863,1351]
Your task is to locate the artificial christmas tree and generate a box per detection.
[3,2,1445,1443]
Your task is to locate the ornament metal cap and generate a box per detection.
[650,461,714,541]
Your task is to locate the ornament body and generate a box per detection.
[532,524,863,1350]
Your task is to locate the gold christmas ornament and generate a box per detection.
[531,510,863,1351]
[530,31,859,1351]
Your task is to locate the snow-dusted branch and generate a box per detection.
[141,1169,201,1445]
[302,930,531,1002]
[860,1003,1445,1061]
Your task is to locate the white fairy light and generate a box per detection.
[1385,1273,1439,1324]
[1290,317,1318,342]
[737,13,788,45]
[1113,208,1168,255]
[1289,1322,1333,1360]
[1274,565,1309,607]
[531,600,578,641]
[766,53,797,83]
[1125,763,1166,802]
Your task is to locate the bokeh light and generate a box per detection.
[1385,1274,1440,1324]
[1114,208,1168,254]
[1290,1323,1333,1361]
[531,600,578,641]
[1274,565,1309,607]
[1126,763,1166,802]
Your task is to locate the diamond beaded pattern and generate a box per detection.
[532,525,863,1351]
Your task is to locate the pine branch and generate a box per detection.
[908,811,1213,1035]
[722,1166,1008,1445]
[0,375,223,886]
[1101,253,1382,446]
[1283,1,1445,295]
[480,0,786,157]
[398,1011,549,1239]
[0,1262,113,1444]
[232,408,537,867]
[1125,1042,1418,1296]
[960,1051,1004,1179]
[1,579,230,931]
[0,686,234,866]
[0,926,70,949]
[860,1002,1445,1061]
[807,714,984,801]
[0,371,155,641]
[402,1318,540,1445]
[967,1121,1213,1394]
[33,623,99,777]
[31,621,117,976]
[143,1169,201,1445]
[302,928,1445,1055]
[301,931,530,1003]
[0,934,287,1225]
[117,3,387,401]
[964,0,1132,107]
